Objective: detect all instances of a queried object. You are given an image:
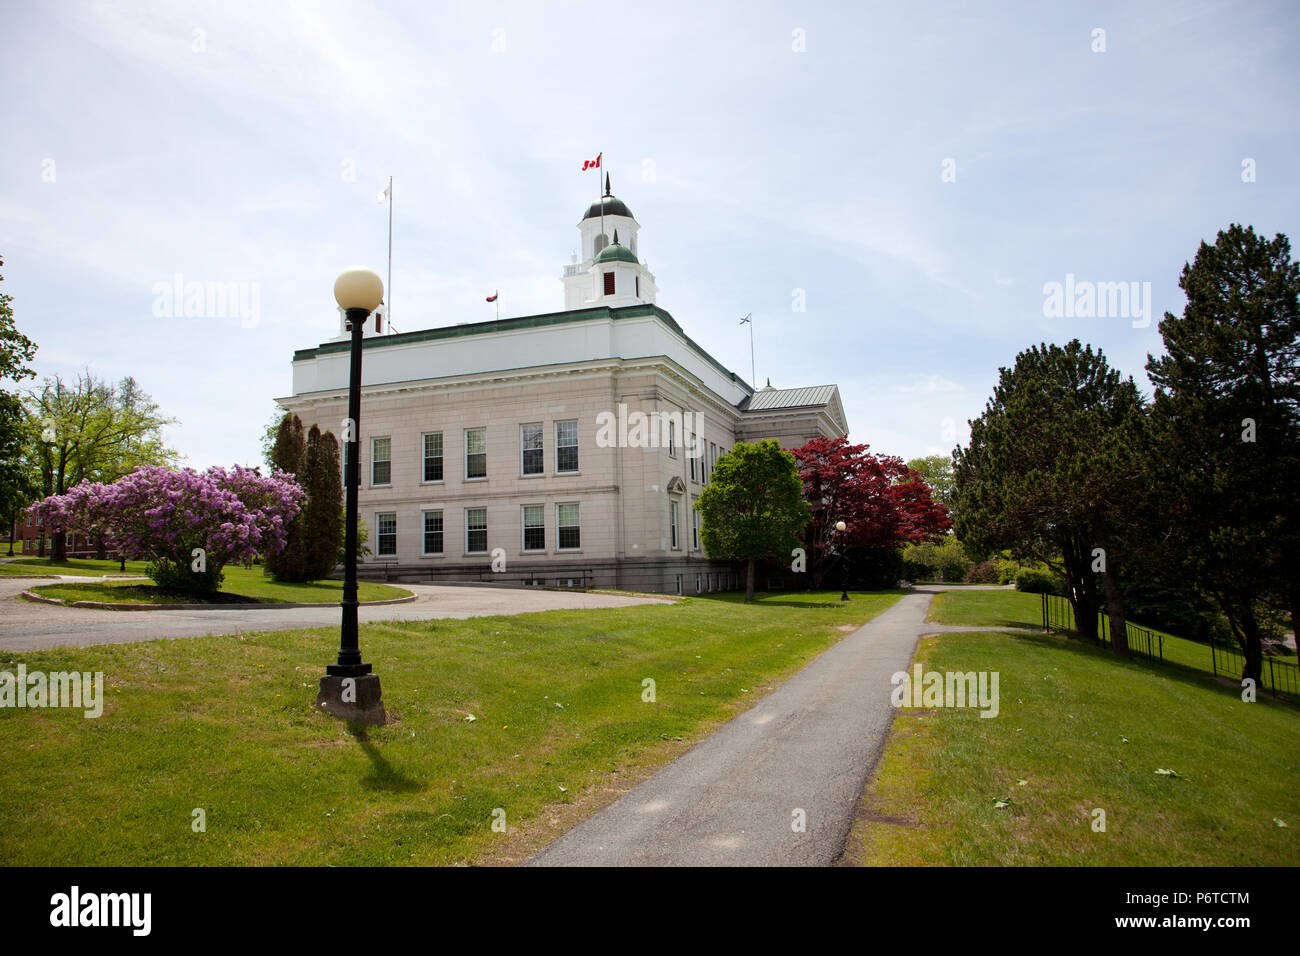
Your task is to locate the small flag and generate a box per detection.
[486,290,498,302]
[739,313,752,324]
[581,153,602,171]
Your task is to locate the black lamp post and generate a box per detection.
[315,266,387,726]
[835,520,849,602]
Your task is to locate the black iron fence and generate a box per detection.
[1040,593,1164,664]
[1040,592,1297,699]
[1211,641,1300,699]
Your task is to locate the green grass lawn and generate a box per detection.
[25,564,409,605]
[846,590,1300,866]
[928,588,1044,629]
[0,556,150,577]
[0,589,902,865]
[927,587,1289,684]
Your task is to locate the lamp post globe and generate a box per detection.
[334,266,384,313]
[315,266,387,726]
[834,521,849,601]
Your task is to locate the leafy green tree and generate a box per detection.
[0,255,37,386]
[0,255,38,552]
[261,406,287,470]
[953,340,1145,651]
[1146,224,1300,684]
[0,393,37,554]
[26,372,177,561]
[301,425,343,580]
[696,440,811,602]
[905,455,955,511]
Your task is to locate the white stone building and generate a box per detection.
[279,179,847,593]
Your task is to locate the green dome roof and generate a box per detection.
[594,230,638,264]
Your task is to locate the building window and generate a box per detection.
[691,500,700,551]
[690,451,696,482]
[522,505,545,552]
[696,573,702,593]
[594,233,609,255]
[557,503,580,550]
[668,419,676,457]
[521,423,544,475]
[465,428,487,479]
[710,442,717,481]
[376,512,397,556]
[675,574,682,595]
[371,437,391,486]
[422,433,443,482]
[422,510,443,555]
[466,507,487,554]
[556,420,579,473]
[603,272,615,296]
[670,501,679,550]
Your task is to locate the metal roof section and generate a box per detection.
[741,385,838,411]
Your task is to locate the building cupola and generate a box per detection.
[562,176,659,309]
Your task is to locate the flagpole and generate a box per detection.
[386,175,393,334]
[750,314,755,388]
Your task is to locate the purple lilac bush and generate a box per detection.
[28,465,304,592]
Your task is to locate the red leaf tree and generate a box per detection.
[792,436,950,578]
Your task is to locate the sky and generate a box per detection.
[2,0,1297,469]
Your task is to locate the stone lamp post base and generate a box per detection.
[316,673,386,726]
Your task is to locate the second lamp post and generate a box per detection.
[835,520,849,602]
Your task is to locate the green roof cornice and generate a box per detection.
[292,304,753,395]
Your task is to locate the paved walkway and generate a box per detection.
[0,577,670,652]
[530,585,1026,867]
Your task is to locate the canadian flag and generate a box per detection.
[581,153,601,171]
[485,290,498,302]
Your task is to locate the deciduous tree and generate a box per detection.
[696,440,811,602]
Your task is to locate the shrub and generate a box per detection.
[964,560,999,584]
[1015,567,1063,595]
[902,537,970,582]
[29,465,303,594]
[996,558,1021,585]
[936,539,971,582]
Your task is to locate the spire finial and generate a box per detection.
[612,228,620,245]
[604,172,611,197]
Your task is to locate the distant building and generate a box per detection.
[8,509,95,557]
[280,180,846,593]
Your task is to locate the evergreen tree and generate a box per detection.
[1146,224,1300,684]
[266,413,308,580]
[301,425,343,580]
[953,340,1145,650]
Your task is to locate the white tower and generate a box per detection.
[562,174,659,309]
